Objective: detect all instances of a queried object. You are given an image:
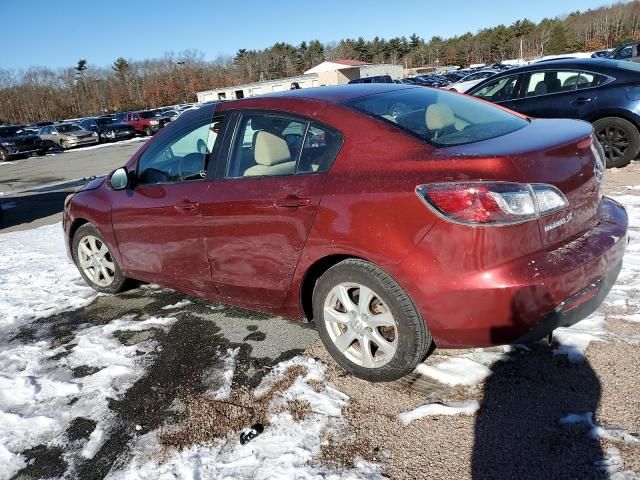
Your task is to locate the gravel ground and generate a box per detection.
[303,160,640,480]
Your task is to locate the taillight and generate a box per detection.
[416,182,568,226]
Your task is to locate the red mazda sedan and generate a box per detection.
[63,84,628,381]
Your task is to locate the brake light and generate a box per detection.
[416,182,568,226]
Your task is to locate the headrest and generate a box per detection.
[425,103,455,130]
[254,131,291,166]
[534,81,547,95]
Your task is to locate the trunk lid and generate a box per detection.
[446,118,602,249]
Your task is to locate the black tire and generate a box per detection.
[144,127,153,136]
[0,148,7,162]
[37,149,46,156]
[312,259,432,382]
[72,223,129,294]
[60,139,70,150]
[593,117,639,169]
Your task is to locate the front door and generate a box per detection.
[111,108,220,291]
[201,111,342,307]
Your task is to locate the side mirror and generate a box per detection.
[52,131,59,135]
[110,167,129,190]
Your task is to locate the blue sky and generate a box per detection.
[2,0,615,70]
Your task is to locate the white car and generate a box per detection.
[447,70,498,93]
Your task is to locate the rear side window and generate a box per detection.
[345,87,528,147]
[225,112,343,178]
[524,70,602,96]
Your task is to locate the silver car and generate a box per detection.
[39,123,99,149]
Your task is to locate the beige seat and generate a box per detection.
[425,103,456,139]
[244,131,296,177]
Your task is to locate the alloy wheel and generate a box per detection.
[323,282,398,368]
[77,235,116,287]
[596,125,629,165]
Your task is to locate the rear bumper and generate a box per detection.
[513,259,622,344]
[398,196,628,348]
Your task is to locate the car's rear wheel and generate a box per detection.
[0,148,8,162]
[593,117,639,168]
[72,223,128,294]
[313,259,432,382]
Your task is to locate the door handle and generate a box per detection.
[273,195,311,208]
[572,97,592,105]
[174,200,200,213]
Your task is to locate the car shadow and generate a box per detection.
[472,343,605,479]
[0,190,69,230]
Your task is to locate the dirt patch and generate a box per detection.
[159,365,309,450]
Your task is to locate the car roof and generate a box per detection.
[493,58,630,74]
[251,83,418,104]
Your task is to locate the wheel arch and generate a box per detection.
[299,254,365,321]
[585,110,640,132]
[68,218,90,254]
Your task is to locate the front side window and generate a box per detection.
[346,87,528,147]
[137,114,223,185]
[471,75,520,102]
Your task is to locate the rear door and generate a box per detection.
[508,69,600,119]
[111,108,222,291]
[201,111,342,307]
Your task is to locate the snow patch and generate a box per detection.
[415,357,492,386]
[560,412,640,445]
[0,314,177,478]
[399,400,479,425]
[0,223,97,334]
[203,347,239,400]
[106,356,380,480]
[161,299,192,310]
[553,314,607,362]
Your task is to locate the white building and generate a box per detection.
[196,60,403,103]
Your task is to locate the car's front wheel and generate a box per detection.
[593,117,640,168]
[313,259,432,382]
[72,223,128,294]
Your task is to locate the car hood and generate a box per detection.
[78,175,106,192]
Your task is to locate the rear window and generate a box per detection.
[344,88,528,147]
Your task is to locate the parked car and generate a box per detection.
[78,117,136,142]
[592,48,614,58]
[348,75,394,84]
[63,84,627,382]
[466,58,640,167]
[605,42,640,62]
[447,69,498,93]
[123,110,168,136]
[39,123,99,149]
[409,75,450,88]
[0,125,46,161]
[160,110,180,122]
[27,121,54,128]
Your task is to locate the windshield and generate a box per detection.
[57,124,84,133]
[0,127,25,137]
[344,87,528,147]
[140,110,161,119]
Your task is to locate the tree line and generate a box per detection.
[1,1,638,124]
